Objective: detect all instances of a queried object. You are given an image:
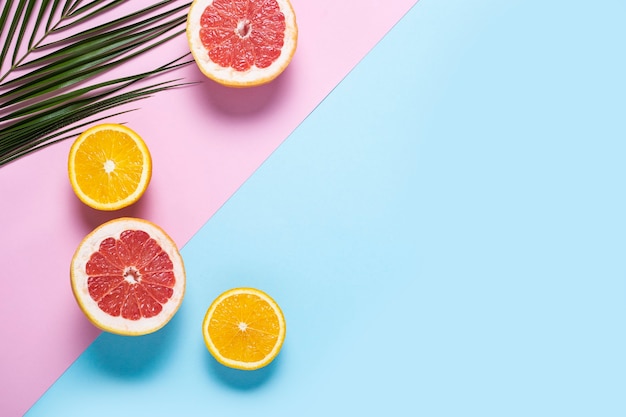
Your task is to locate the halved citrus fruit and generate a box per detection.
[70,217,185,336]
[203,287,286,370]
[186,0,298,87]
[68,123,152,211]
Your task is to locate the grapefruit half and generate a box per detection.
[70,218,185,336]
[186,0,298,87]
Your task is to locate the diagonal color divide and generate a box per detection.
[24,0,626,415]
[0,0,417,415]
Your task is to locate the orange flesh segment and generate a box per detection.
[73,129,144,205]
[207,293,281,362]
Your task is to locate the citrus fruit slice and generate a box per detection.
[70,217,185,336]
[202,287,286,370]
[68,123,152,211]
[186,0,298,87]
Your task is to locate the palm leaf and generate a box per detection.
[1,19,185,104]
[44,0,63,33]
[2,59,193,139]
[11,0,37,66]
[1,1,27,68]
[42,1,187,49]
[0,0,194,167]
[2,109,135,166]
[1,74,192,152]
[3,5,188,89]
[28,0,52,51]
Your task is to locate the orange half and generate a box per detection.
[202,287,286,370]
[68,123,152,211]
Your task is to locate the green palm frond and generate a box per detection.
[0,0,193,167]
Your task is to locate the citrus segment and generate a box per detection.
[187,0,298,87]
[71,218,185,336]
[203,287,286,370]
[68,124,152,211]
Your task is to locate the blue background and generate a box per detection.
[27,0,626,415]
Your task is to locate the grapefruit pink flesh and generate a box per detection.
[85,230,176,320]
[199,0,286,71]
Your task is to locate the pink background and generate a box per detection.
[0,1,417,415]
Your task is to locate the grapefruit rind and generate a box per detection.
[68,124,152,211]
[202,287,286,370]
[186,0,298,87]
[70,218,185,336]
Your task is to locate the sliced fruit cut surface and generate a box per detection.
[68,123,152,211]
[187,0,298,87]
[203,287,286,370]
[70,217,185,336]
